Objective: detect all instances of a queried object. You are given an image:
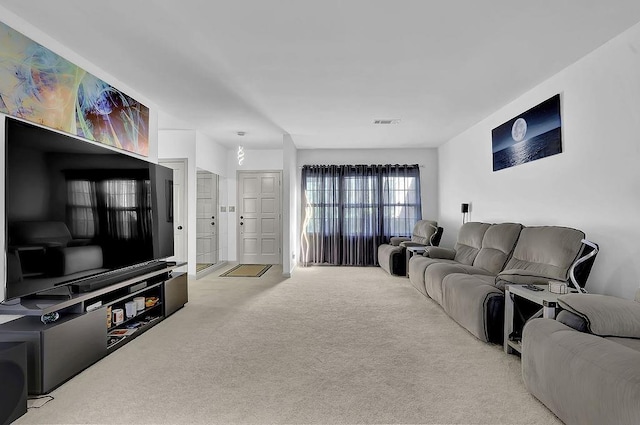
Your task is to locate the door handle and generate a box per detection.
[177,226,183,230]
[211,222,215,225]
[240,222,244,226]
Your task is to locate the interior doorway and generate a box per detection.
[196,169,220,276]
[159,159,187,273]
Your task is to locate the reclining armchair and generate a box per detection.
[522,292,640,424]
[377,220,443,276]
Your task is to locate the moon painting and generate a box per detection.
[511,118,527,142]
[492,94,562,172]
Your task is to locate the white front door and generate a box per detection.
[160,159,187,270]
[237,171,281,264]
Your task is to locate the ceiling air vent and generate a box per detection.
[373,119,401,125]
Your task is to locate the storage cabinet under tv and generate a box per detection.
[0,266,187,394]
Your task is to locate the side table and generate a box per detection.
[405,246,427,278]
[504,284,564,354]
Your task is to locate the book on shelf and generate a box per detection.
[108,328,136,337]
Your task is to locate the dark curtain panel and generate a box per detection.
[301,164,421,266]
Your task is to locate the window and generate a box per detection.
[301,164,422,266]
[382,175,420,237]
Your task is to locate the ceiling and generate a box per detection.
[2,0,640,150]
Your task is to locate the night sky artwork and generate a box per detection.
[492,94,562,172]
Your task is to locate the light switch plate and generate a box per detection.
[220,206,227,212]
[229,206,235,212]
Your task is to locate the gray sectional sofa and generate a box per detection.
[377,220,442,276]
[408,222,596,343]
[522,293,640,424]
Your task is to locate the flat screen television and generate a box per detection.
[3,117,174,302]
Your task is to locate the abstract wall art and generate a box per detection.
[492,94,562,172]
[0,21,149,156]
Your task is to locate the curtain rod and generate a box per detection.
[298,164,424,168]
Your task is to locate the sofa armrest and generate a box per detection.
[496,269,557,287]
[423,246,455,260]
[400,241,427,248]
[389,236,410,246]
[557,293,640,338]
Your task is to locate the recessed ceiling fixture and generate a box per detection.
[373,119,401,125]
[236,131,246,136]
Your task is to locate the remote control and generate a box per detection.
[523,284,544,292]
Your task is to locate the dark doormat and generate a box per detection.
[220,264,272,277]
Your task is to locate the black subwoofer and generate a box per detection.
[0,342,27,425]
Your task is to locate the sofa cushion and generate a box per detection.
[472,223,522,274]
[558,294,640,338]
[452,222,491,265]
[408,256,461,296]
[605,337,640,352]
[500,226,585,282]
[425,263,495,305]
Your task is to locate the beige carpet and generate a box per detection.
[16,266,561,424]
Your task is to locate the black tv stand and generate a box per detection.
[0,263,187,395]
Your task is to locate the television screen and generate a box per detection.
[4,118,174,301]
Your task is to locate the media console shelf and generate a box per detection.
[0,263,187,394]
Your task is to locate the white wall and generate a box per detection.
[0,9,158,302]
[296,148,439,220]
[438,21,640,299]
[283,135,298,276]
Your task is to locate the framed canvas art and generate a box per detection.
[492,94,562,172]
[0,21,149,156]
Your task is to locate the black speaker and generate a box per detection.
[461,203,469,213]
[0,342,27,425]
